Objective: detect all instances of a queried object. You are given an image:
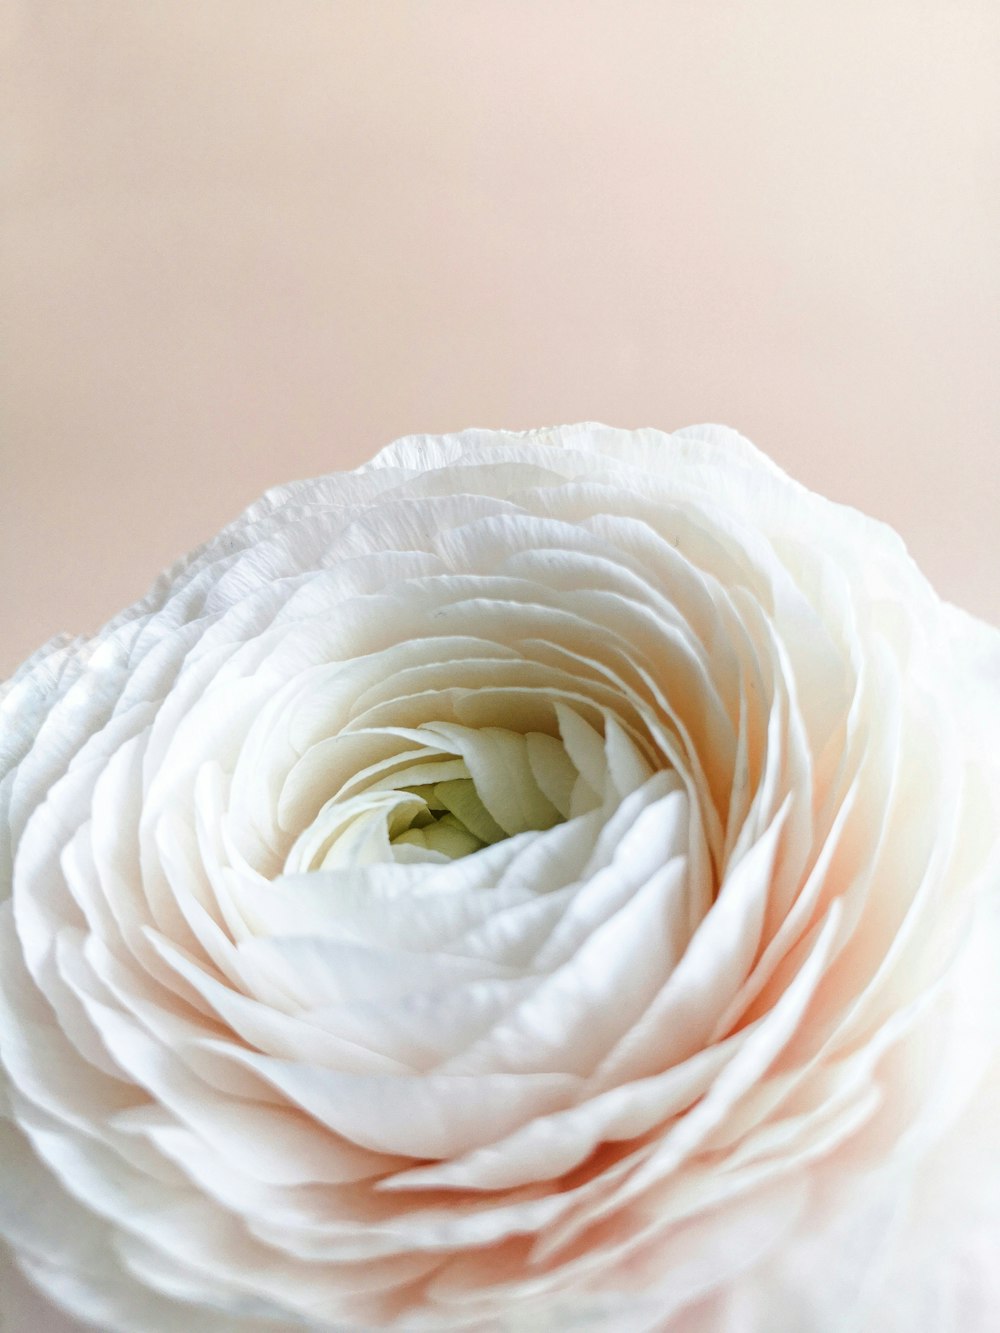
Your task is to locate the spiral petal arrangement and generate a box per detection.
[2,424,999,1331]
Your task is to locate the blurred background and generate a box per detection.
[2,1,999,678]
[1,5,999,1326]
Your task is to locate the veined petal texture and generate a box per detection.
[2,424,999,1332]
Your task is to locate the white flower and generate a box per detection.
[1,423,999,1332]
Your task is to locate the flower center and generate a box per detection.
[389,775,514,857]
[280,711,647,875]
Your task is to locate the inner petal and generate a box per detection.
[279,704,662,876]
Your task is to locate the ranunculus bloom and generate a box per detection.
[2,424,999,1332]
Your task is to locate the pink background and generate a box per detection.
[3,0,999,681]
[1,6,999,1324]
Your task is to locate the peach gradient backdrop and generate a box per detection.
[0,7,999,1325]
[3,0,999,682]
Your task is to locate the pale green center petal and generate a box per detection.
[282,708,657,873]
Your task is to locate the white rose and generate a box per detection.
[2,423,999,1332]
